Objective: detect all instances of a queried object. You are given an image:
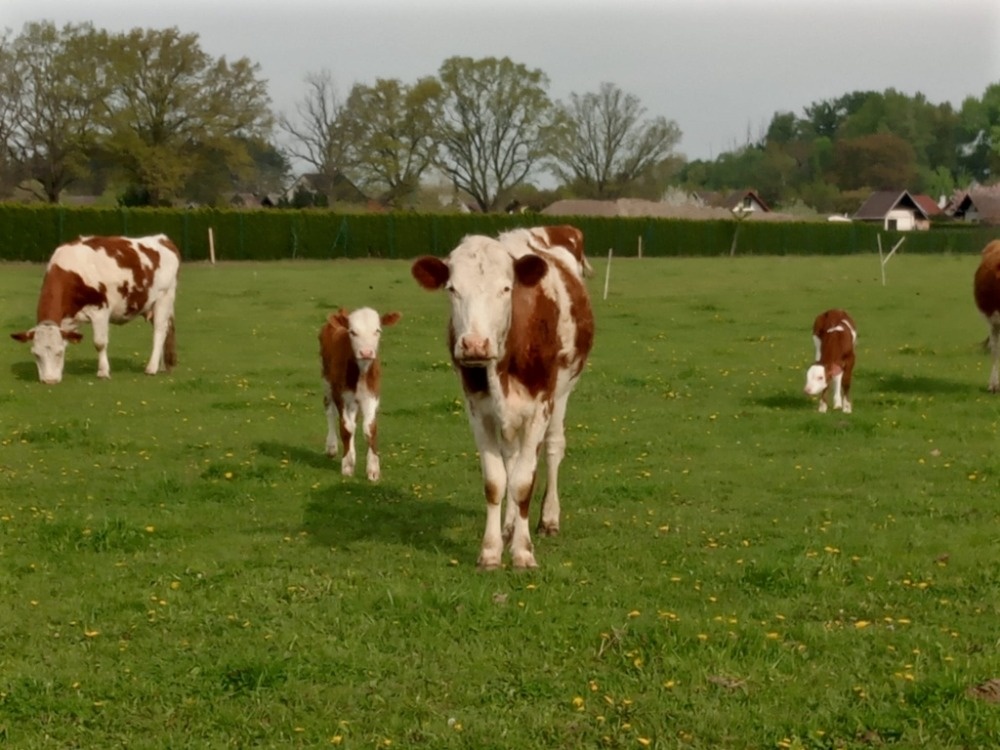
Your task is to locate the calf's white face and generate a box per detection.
[804,363,828,396]
[346,307,385,364]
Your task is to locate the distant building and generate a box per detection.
[853,190,931,231]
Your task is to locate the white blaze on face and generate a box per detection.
[446,239,516,365]
[347,307,384,367]
[804,363,827,396]
[30,322,69,385]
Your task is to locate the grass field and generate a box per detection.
[2,250,1000,749]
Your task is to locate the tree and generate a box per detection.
[829,133,917,190]
[958,82,1000,182]
[0,21,111,202]
[105,27,272,205]
[340,77,443,208]
[436,56,553,212]
[548,82,681,199]
[278,69,349,177]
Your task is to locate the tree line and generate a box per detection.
[1,20,998,214]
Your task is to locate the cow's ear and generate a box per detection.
[11,330,34,343]
[334,308,351,327]
[514,254,548,287]
[412,257,449,290]
[381,312,401,327]
[63,330,84,343]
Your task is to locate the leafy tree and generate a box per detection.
[548,82,681,199]
[0,21,111,202]
[278,69,349,177]
[340,77,443,208]
[436,56,553,212]
[958,82,1000,182]
[105,27,272,205]
[829,133,917,190]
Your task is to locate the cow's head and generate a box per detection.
[412,237,547,366]
[330,307,401,369]
[804,363,839,396]
[10,322,83,384]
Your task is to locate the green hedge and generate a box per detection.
[0,204,994,262]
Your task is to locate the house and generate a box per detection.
[691,189,771,215]
[285,171,368,207]
[949,188,1000,225]
[853,190,931,231]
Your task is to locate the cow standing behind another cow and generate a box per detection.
[804,308,857,413]
[11,234,180,384]
[973,240,1000,392]
[412,227,594,569]
[319,307,401,481]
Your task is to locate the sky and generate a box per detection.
[4,0,1000,163]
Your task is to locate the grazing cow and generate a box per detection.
[319,306,401,481]
[412,230,595,569]
[973,240,1000,392]
[498,224,594,278]
[11,234,180,384]
[804,309,857,413]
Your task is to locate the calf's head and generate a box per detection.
[10,322,83,384]
[330,307,401,368]
[412,238,547,366]
[804,363,838,396]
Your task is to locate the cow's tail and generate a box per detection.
[163,316,177,371]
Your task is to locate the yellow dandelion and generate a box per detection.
[638,739,651,747]
[329,737,343,746]
[855,620,871,629]
[572,696,585,709]
[84,629,100,638]
[627,610,641,618]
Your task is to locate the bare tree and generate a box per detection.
[549,82,681,199]
[436,56,553,212]
[278,69,350,175]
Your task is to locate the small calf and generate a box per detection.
[973,240,1000,392]
[318,307,401,480]
[804,309,857,413]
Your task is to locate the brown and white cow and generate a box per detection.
[973,240,1000,392]
[412,229,595,569]
[11,234,180,384]
[804,308,857,413]
[319,306,401,481]
[498,224,594,279]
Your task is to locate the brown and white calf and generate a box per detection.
[804,309,857,413]
[11,234,180,384]
[319,307,401,481]
[498,224,594,279]
[973,240,1000,392]
[412,229,595,569]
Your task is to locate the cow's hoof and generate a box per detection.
[537,521,560,536]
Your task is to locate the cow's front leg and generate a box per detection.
[339,397,359,477]
[360,393,381,481]
[831,371,844,410]
[323,384,340,458]
[470,410,506,570]
[92,314,112,379]
[990,324,1000,393]
[506,451,539,570]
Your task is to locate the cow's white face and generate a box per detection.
[13,322,80,384]
[444,240,518,365]
[803,363,828,396]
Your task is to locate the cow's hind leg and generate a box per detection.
[537,394,570,536]
[989,316,1000,393]
[145,292,176,375]
[92,311,112,379]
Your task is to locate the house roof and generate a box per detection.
[912,194,942,216]
[953,187,1000,225]
[540,198,812,222]
[853,190,929,221]
[692,189,771,212]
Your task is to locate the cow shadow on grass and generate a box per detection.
[257,440,476,559]
[8,356,145,382]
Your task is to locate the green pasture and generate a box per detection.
[1,251,999,748]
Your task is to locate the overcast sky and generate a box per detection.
[5,0,999,163]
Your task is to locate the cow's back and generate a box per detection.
[974,240,1000,317]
